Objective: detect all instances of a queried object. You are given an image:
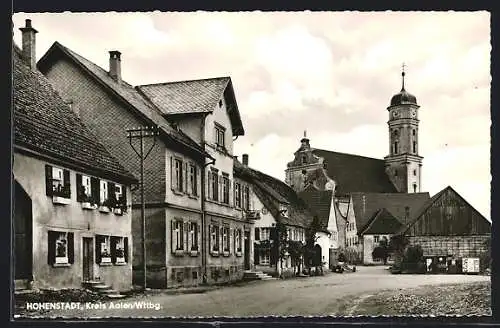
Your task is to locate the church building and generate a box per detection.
[286,67,489,268]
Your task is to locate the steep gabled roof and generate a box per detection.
[298,189,333,231]
[13,44,136,183]
[359,208,403,235]
[137,78,245,136]
[234,160,313,228]
[37,42,211,160]
[350,192,430,233]
[312,148,398,195]
[398,185,491,235]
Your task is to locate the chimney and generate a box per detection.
[242,154,249,166]
[19,19,38,70]
[109,50,122,83]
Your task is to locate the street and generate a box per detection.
[19,266,490,318]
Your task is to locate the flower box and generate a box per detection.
[236,251,243,257]
[116,257,126,264]
[100,257,111,264]
[55,257,68,264]
[81,202,96,210]
[190,250,199,257]
[113,208,123,215]
[98,206,110,213]
[174,250,185,257]
[53,196,71,205]
[223,251,230,257]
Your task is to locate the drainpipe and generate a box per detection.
[200,114,215,284]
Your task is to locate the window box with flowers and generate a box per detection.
[46,165,72,205]
[113,185,127,216]
[96,235,112,266]
[99,198,114,213]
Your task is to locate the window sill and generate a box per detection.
[171,189,185,196]
[114,262,127,266]
[98,206,110,213]
[53,196,71,205]
[210,251,219,257]
[206,199,232,208]
[113,208,124,216]
[236,252,243,257]
[53,262,70,267]
[99,261,113,266]
[222,251,230,257]
[189,250,199,257]
[188,195,199,200]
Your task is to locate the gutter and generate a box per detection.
[200,114,215,284]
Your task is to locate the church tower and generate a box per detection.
[384,65,423,193]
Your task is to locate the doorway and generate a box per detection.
[14,180,32,281]
[244,231,250,270]
[82,237,94,282]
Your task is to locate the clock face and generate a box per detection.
[410,109,417,118]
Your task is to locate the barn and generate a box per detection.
[399,186,491,273]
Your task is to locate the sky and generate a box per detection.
[12,11,491,220]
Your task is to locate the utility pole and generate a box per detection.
[127,126,159,291]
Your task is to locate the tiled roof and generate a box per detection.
[13,45,136,183]
[359,208,403,235]
[137,77,245,136]
[350,192,430,233]
[37,42,210,159]
[234,160,314,228]
[312,149,398,195]
[298,189,333,230]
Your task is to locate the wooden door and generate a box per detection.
[82,237,93,281]
[244,231,250,270]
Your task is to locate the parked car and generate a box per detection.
[333,261,356,273]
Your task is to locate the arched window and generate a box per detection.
[393,141,399,155]
[302,155,307,164]
[413,184,417,193]
[412,129,416,136]
[393,129,399,137]
[412,141,417,153]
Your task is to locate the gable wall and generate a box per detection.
[42,57,166,204]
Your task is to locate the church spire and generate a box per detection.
[401,62,406,91]
[300,129,310,149]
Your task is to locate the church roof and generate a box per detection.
[234,160,314,228]
[350,192,430,234]
[311,148,398,195]
[298,189,334,231]
[13,44,136,183]
[359,208,403,235]
[390,89,418,107]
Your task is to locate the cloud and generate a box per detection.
[12,11,491,219]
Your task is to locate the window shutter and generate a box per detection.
[219,226,223,252]
[110,237,117,264]
[232,181,236,207]
[229,228,232,254]
[184,162,188,194]
[207,171,212,200]
[63,169,71,197]
[184,221,189,252]
[208,224,212,254]
[108,182,116,202]
[76,174,83,202]
[218,176,222,202]
[122,185,127,206]
[47,231,56,264]
[170,220,175,253]
[255,227,260,241]
[68,232,74,264]
[170,157,174,190]
[124,237,129,263]
[95,235,102,264]
[197,223,201,251]
[45,165,53,196]
[233,228,236,254]
[270,227,278,241]
[91,177,99,205]
[196,167,200,196]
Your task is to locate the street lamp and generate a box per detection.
[126,125,159,291]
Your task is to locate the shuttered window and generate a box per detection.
[48,230,74,265]
[45,165,71,198]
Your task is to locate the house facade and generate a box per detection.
[13,22,137,292]
[234,158,311,277]
[37,21,256,287]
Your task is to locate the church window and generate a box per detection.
[302,155,307,164]
[413,169,417,176]
[412,129,416,136]
[413,141,417,153]
[393,141,399,155]
[413,184,417,193]
[393,129,399,137]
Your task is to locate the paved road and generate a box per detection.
[28,266,489,318]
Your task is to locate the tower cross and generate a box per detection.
[401,62,407,91]
[304,130,307,138]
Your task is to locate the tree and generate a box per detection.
[304,216,323,274]
[372,236,390,264]
[402,245,424,273]
[389,234,409,268]
[275,221,288,277]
